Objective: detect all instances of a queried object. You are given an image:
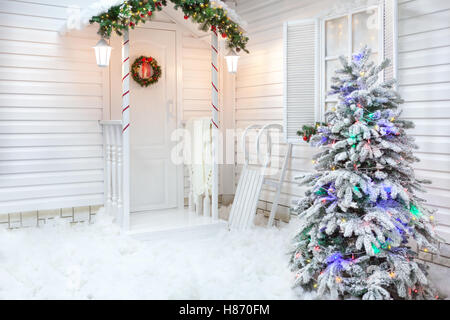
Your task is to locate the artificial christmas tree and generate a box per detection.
[290,47,440,300]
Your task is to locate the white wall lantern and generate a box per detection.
[94,38,112,67]
[225,49,239,74]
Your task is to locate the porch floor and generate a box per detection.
[128,207,227,241]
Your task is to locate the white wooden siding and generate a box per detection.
[181,33,212,197]
[397,0,450,243]
[182,34,211,122]
[235,0,450,243]
[0,0,105,214]
[235,0,338,219]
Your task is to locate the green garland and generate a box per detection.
[297,122,326,142]
[131,56,161,87]
[89,0,249,53]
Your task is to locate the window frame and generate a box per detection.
[318,4,383,121]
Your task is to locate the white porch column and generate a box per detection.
[211,28,219,220]
[122,30,131,230]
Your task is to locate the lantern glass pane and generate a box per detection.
[226,55,239,73]
[94,40,112,67]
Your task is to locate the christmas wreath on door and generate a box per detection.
[131,55,162,87]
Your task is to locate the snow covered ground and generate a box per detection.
[1,208,447,300]
[0,209,317,300]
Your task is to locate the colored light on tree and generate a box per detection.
[410,204,421,217]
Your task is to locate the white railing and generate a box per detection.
[100,120,123,224]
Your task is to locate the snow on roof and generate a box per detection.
[63,0,123,32]
[212,0,248,30]
[63,0,247,34]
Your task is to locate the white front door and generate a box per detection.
[129,27,178,212]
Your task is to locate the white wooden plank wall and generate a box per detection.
[397,0,450,264]
[235,0,337,221]
[235,0,450,253]
[181,33,211,198]
[0,0,105,215]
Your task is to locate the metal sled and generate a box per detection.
[228,124,292,230]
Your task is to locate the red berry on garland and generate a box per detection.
[184,15,189,20]
[222,32,227,38]
[148,57,153,62]
[147,11,152,16]
[211,25,216,31]
[303,136,308,141]
[140,14,144,18]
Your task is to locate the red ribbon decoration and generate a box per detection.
[141,62,149,78]
[140,57,154,78]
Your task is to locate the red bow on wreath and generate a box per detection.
[141,57,153,78]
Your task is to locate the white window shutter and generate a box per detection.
[382,0,398,81]
[283,19,319,144]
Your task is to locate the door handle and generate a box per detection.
[167,99,175,119]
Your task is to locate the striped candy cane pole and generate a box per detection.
[121,30,131,230]
[211,27,219,220]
